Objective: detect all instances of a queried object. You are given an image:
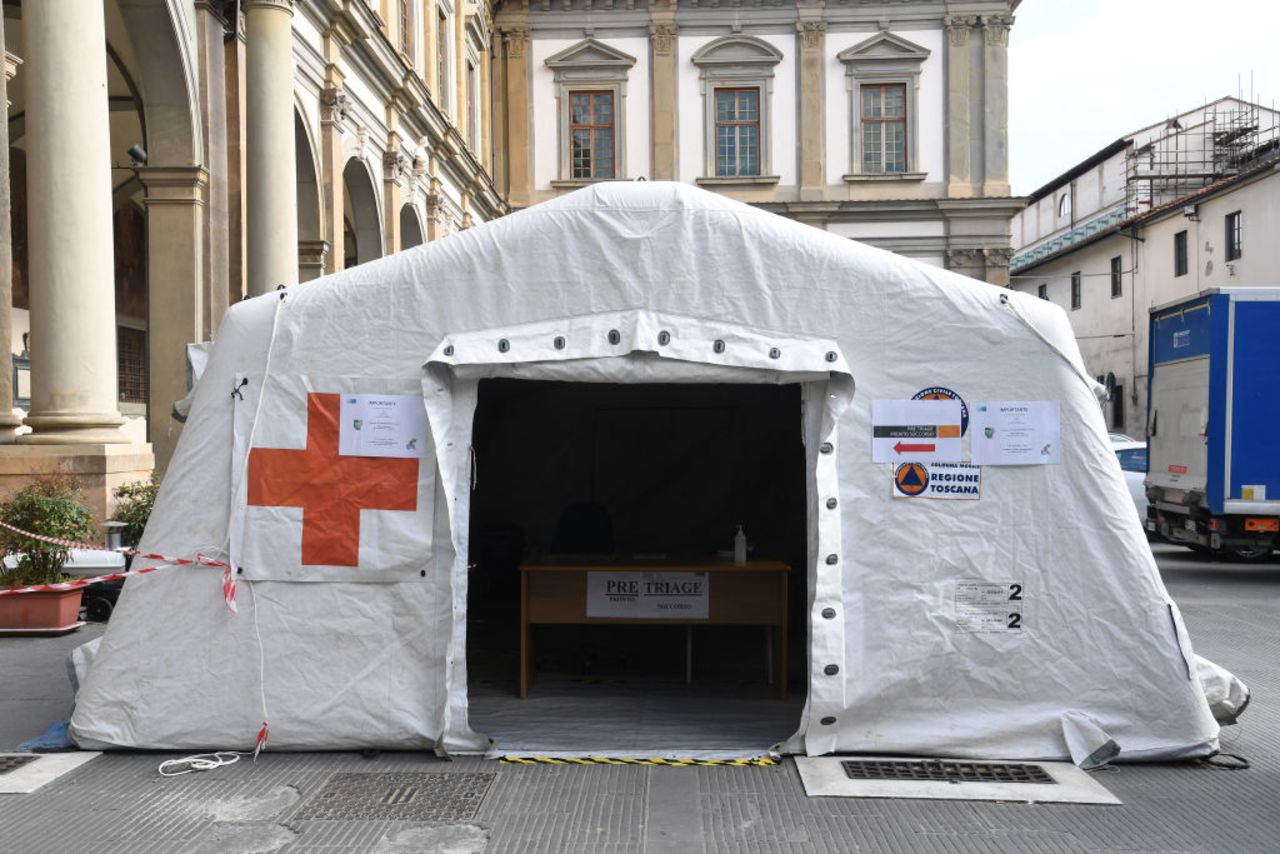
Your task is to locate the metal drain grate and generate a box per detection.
[295,772,496,822]
[0,755,40,775]
[841,759,1055,785]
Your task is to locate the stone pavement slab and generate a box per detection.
[0,546,1276,853]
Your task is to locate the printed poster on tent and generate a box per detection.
[229,374,437,582]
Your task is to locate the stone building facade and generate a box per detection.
[0,0,502,516]
[1009,98,1280,434]
[0,0,1021,517]
[492,0,1023,278]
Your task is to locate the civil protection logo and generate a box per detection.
[913,386,969,435]
[894,463,929,497]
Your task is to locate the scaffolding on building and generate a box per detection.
[1125,98,1280,215]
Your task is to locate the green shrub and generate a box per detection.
[112,472,160,549]
[0,476,96,586]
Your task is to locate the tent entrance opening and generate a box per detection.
[466,379,808,754]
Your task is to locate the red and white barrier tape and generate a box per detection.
[0,519,238,613]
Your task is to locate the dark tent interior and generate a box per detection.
[466,379,809,753]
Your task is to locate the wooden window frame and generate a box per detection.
[1070,271,1082,310]
[1225,210,1242,261]
[858,83,908,175]
[713,87,762,178]
[400,0,413,61]
[568,91,616,180]
[1174,229,1188,277]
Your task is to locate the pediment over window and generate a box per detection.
[690,35,783,69]
[544,38,637,72]
[837,31,930,72]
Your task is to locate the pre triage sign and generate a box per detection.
[871,399,963,463]
[587,572,710,619]
[338,394,427,459]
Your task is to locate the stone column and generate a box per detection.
[502,26,533,208]
[0,18,24,442]
[944,15,976,199]
[138,167,208,466]
[384,149,409,255]
[194,1,231,338]
[648,6,678,181]
[479,41,493,172]
[244,0,298,296]
[981,14,1013,197]
[320,18,354,274]
[796,20,827,200]
[19,0,124,443]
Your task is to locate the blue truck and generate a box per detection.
[1145,288,1280,559]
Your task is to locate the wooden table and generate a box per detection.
[519,559,789,699]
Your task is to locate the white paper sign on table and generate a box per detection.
[338,394,427,459]
[970,401,1061,465]
[586,572,710,619]
[870,399,963,463]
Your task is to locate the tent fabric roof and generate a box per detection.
[68,182,1218,761]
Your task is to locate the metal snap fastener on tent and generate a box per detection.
[820,716,837,726]
[608,329,621,345]
[824,665,839,676]
[820,442,833,454]
[443,344,454,356]
[826,498,838,509]
[769,347,781,359]
[713,339,725,353]
[825,351,837,363]
[825,554,838,565]
[553,336,565,350]
[657,330,671,346]
[821,608,836,619]
[497,338,510,353]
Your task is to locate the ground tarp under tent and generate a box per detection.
[70,182,1221,762]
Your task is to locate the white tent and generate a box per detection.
[70,183,1220,761]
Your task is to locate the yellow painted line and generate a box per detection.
[497,755,778,767]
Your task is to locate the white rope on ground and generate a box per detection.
[157,752,243,777]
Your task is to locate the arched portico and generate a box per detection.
[400,203,425,250]
[296,110,326,281]
[342,157,383,268]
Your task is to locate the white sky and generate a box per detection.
[1009,0,1280,195]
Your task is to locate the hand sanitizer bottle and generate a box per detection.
[734,525,747,565]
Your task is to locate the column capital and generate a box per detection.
[982,246,1013,268]
[796,21,826,50]
[321,86,349,132]
[243,0,295,13]
[982,14,1014,46]
[502,27,530,59]
[649,23,678,56]
[944,15,977,47]
[137,165,210,205]
[384,149,412,186]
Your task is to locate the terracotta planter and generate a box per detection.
[0,587,84,632]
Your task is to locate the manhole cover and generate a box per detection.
[0,755,39,775]
[841,759,1054,785]
[295,772,496,822]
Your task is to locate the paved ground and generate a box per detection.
[1,543,1277,853]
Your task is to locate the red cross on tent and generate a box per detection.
[247,393,419,567]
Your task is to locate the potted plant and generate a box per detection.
[0,476,96,633]
[111,472,159,550]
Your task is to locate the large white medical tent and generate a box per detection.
[69,183,1219,761]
